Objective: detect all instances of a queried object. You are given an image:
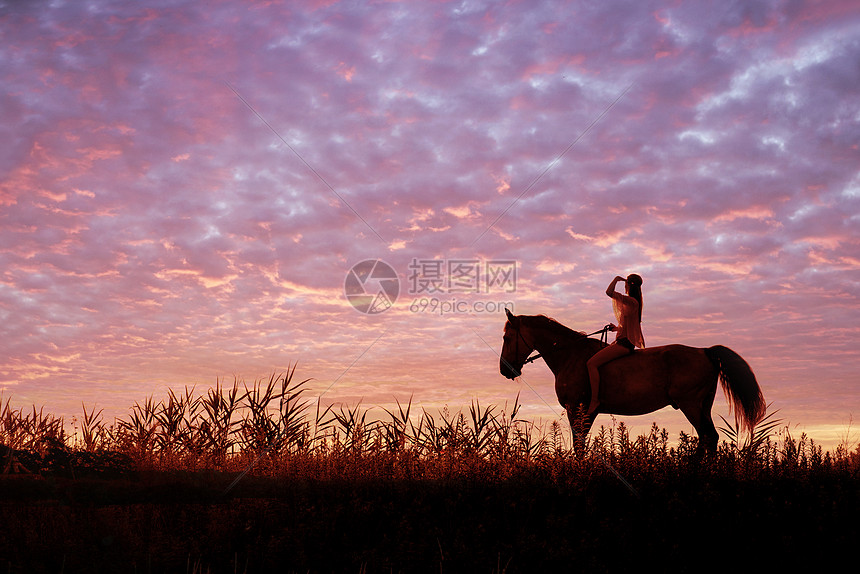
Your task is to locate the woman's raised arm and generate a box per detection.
[606,276,625,297]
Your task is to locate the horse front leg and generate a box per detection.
[565,403,596,455]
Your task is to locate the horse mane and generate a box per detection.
[519,314,587,341]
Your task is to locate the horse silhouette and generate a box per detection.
[500,310,765,454]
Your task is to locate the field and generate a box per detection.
[2,369,859,573]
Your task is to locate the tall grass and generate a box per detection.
[2,368,859,482]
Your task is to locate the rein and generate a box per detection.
[505,316,640,498]
[523,324,614,365]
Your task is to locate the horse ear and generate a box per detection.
[505,308,516,323]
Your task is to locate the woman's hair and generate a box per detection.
[626,274,643,322]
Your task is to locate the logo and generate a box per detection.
[344,259,400,314]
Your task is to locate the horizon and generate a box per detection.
[2,0,859,454]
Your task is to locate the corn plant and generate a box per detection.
[77,403,106,451]
[380,396,413,452]
[233,368,312,462]
[464,399,496,454]
[273,365,313,454]
[1,395,26,450]
[2,370,859,483]
[116,395,159,464]
[153,386,195,461]
[197,377,241,466]
[322,401,371,454]
[718,404,782,458]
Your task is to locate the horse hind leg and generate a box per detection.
[678,398,718,456]
[696,410,718,455]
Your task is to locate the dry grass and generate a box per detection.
[2,368,858,482]
[1,368,859,573]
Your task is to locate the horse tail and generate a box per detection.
[705,345,766,433]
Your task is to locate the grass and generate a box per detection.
[1,367,859,573]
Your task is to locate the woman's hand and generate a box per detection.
[607,276,625,296]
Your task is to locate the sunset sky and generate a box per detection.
[2,0,859,450]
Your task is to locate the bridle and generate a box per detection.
[500,325,531,378]
[502,317,640,499]
[508,322,615,371]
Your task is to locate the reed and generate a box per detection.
[1,372,858,482]
[3,374,857,574]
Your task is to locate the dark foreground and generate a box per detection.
[1,467,858,574]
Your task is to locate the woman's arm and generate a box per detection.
[606,276,637,308]
[605,276,625,298]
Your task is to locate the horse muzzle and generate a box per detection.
[499,360,522,379]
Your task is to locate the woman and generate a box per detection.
[586,274,645,416]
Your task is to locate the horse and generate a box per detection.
[499,309,766,454]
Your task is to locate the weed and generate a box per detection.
[1,373,857,482]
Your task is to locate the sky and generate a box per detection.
[2,0,859,451]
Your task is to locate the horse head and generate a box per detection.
[500,309,532,379]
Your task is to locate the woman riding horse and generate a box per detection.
[587,274,645,415]
[500,310,766,455]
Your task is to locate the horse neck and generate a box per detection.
[527,325,579,375]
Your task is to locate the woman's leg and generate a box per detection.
[586,343,631,415]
